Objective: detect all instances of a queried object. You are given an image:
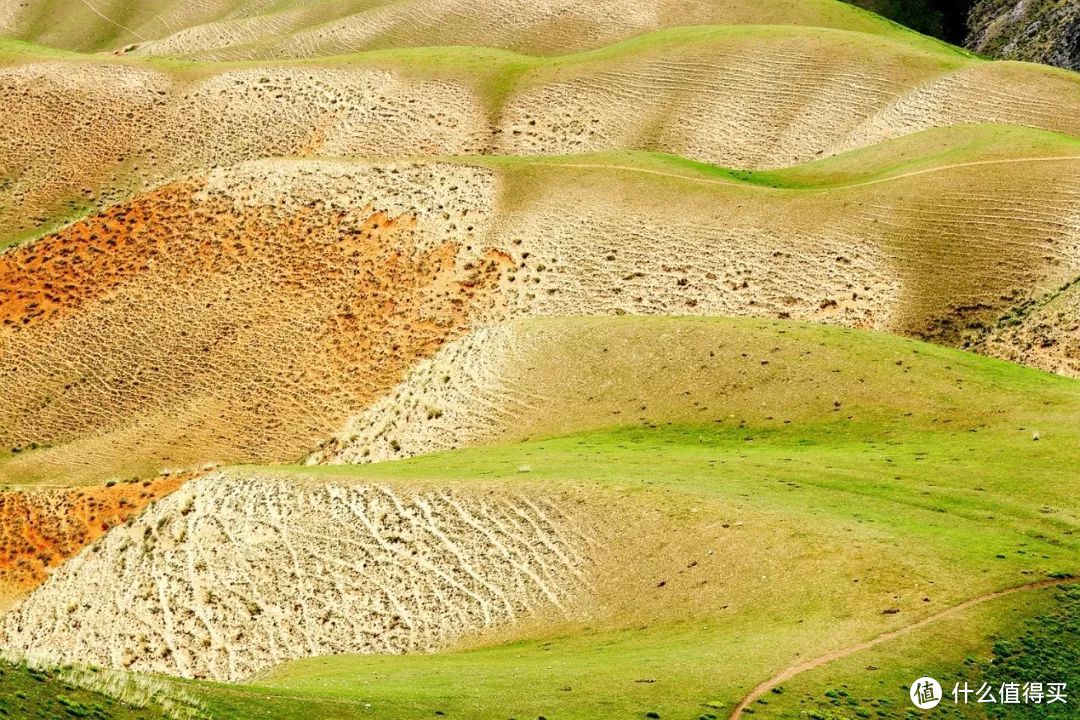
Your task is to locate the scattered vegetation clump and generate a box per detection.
[0,652,200,719]
[978,585,1080,719]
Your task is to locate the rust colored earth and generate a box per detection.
[0,472,193,607]
[0,179,510,483]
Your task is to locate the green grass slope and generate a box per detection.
[0,659,179,719]
[53,316,1071,719]
[474,123,1080,188]
[9,585,1076,720]
[757,582,1080,719]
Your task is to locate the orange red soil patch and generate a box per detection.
[0,178,510,483]
[0,186,176,330]
[0,472,191,607]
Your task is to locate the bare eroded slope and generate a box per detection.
[0,472,191,610]
[0,0,944,58]
[2,145,1077,483]
[3,28,1080,243]
[0,472,595,681]
[0,163,508,484]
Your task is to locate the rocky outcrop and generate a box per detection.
[967,0,1080,71]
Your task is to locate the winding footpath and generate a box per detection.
[539,155,1080,192]
[728,577,1075,720]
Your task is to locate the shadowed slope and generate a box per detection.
[479,140,1080,348]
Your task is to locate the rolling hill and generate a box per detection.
[2,132,1077,486]
[3,317,1078,717]
[3,26,1080,246]
[0,0,953,58]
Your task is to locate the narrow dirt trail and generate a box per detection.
[537,155,1080,193]
[728,577,1075,720]
[74,0,149,41]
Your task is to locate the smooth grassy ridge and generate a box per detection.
[314,315,1080,468]
[0,23,1007,100]
[726,124,1080,189]
[279,423,1080,580]
[0,23,983,122]
[242,588,1080,720]
[471,124,1080,190]
[178,320,1078,719]
[0,22,987,95]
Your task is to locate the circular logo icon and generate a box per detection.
[910,677,942,709]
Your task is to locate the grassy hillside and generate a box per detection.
[246,585,1080,720]
[318,315,1080,463]
[0,657,184,719]
[208,318,1080,715]
[7,584,1075,719]
[2,317,1075,717]
[757,582,1080,719]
